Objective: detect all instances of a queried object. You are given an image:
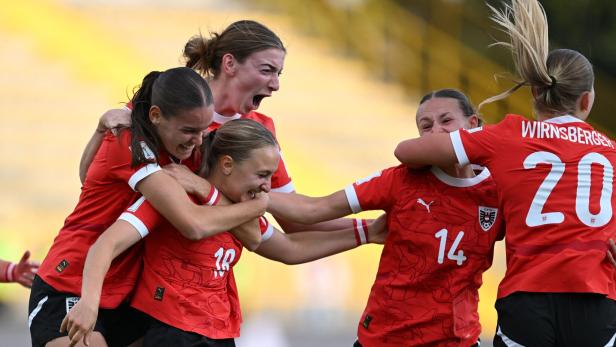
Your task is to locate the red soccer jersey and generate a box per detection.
[38,130,200,308]
[123,196,273,339]
[346,165,503,347]
[451,114,616,300]
[209,111,294,193]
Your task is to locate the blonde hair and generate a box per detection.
[478,0,594,116]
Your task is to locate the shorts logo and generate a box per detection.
[362,314,373,329]
[478,206,498,231]
[154,286,165,301]
[66,297,79,314]
[56,259,69,273]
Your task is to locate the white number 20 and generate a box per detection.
[524,151,613,227]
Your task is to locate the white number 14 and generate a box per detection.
[434,229,467,266]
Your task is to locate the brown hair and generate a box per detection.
[183,20,285,78]
[479,0,594,116]
[420,88,482,126]
[130,67,213,166]
[199,119,278,177]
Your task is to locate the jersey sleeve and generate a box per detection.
[270,152,294,193]
[118,196,162,238]
[344,166,402,213]
[258,116,294,193]
[450,116,514,167]
[118,190,219,238]
[105,133,162,191]
[259,216,275,242]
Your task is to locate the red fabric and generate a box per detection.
[455,114,616,300]
[38,130,200,308]
[350,165,503,347]
[125,195,269,338]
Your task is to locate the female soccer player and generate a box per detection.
[84,20,356,232]
[29,68,266,347]
[267,89,504,347]
[395,1,616,345]
[62,119,386,347]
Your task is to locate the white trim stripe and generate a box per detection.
[212,112,242,124]
[28,295,48,328]
[450,130,470,166]
[604,332,616,347]
[271,181,295,193]
[496,326,526,347]
[544,115,585,124]
[261,222,274,242]
[118,212,149,238]
[206,188,219,206]
[127,196,146,213]
[6,263,15,282]
[356,219,367,245]
[128,164,161,191]
[430,166,491,187]
[344,185,362,214]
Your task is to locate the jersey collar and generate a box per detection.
[430,166,491,187]
[213,111,242,124]
[543,115,585,124]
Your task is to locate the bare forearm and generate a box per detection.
[139,173,266,240]
[268,191,351,225]
[230,219,261,251]
[258,228,358,265]
[275,216,354,233]
[79,130,105,183]
[80,240,114,305]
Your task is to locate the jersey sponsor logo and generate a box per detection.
[65,297,79,314]
[140,141,156,160]
[355,171,382,185]
[478,206,498,231]
[416,198,434,213]
[55,259,69,273]
[154,286,165,301]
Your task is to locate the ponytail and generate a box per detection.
[130,71,163,166]
[129,67,213,167]
[480,0,594,116]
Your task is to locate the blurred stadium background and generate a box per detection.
[1,0,615,346]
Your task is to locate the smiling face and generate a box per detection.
[416,97,477,136]
[228,48,285,114]
[150,104,213,160]
[217,145,280,202]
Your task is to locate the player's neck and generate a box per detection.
[210,79,239,116]
[439,164,475,179]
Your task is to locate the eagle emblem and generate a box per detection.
[478,206,498,231]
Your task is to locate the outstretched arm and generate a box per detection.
[79,108,131,183]
[394,133,457,168]
[268,190,352,225]
[256,214,387,264]
[60,220,141,347]
[0,251,40,288]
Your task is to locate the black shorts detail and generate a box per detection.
[28,275,149,347]
[494,292,616,347]
[143,317,235,347]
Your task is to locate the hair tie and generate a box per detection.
[549,75,557,89]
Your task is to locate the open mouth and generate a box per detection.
[252,94,269,108]
[179,144,194,153]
